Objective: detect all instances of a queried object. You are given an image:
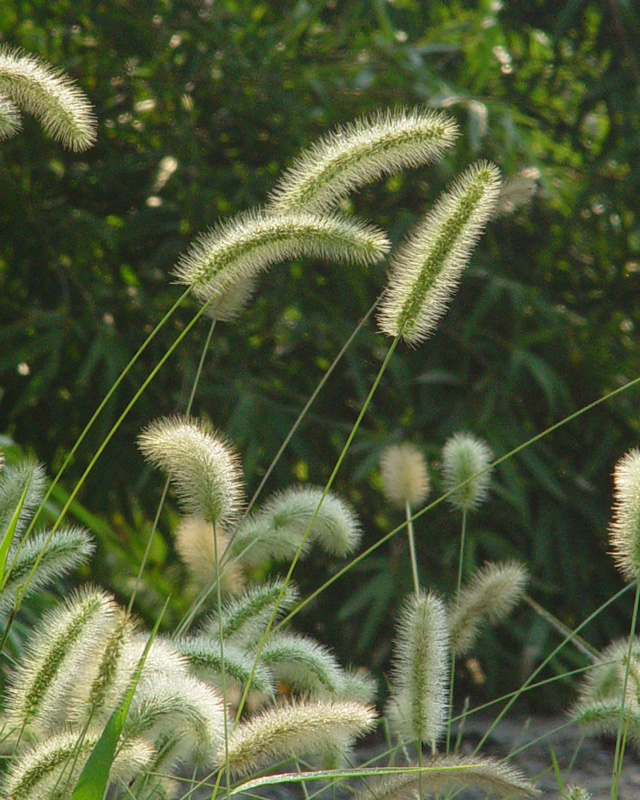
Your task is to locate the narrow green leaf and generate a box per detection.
[70,595,171,799]
[0,472,32,589]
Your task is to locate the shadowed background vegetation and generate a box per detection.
[2,0,640,709]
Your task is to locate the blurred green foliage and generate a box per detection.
[2,0,640,708]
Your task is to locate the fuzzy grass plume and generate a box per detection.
[233,486,361,565]
[224,699,376,776]
[380,443,430,508]
[378,161,501,346]
[447,561,528,655]
[387,591,449,748]
[174,209,390,313]
[608,448,640,581]
[0,44,96,150]
[138,416,245,526]
[268,106,458,214]
[353,756,538,800]
[174,515,245,593]
[442,432,493,512]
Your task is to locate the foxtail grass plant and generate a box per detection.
[4,47,640,800]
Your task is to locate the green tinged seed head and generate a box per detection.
[442,432,493,512]
[138,415,245,525]
[609,448,640,581]
[353,756,538,800]
[173,208,390,315]
[387,591,449,748]
[268,106,459,214]
[378,161,501,346]
[448,561,528,655]
[223,699,376,776]
[0,44,96,150]
[380,443,430,508]
[562,787,591,800]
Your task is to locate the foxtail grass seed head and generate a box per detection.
[0,44,96,150]
[175,515,245,594]
[204,580,299,643]
[5,587,119,731]
[223,699,376,776]
[0,730,153,800]
[0,459,46,540]
[609,448,640,581]
[388,591,449,748]
[380,443,430,508]
[353,756,538,800]
[562,787,592,800]
[0,95,21,140]
[268,106,459,214]
[442,432,493,512]
[173,208,390,313]
[448,561,528,655]
[260,631,344,696]
[138,416,245,525]
[377,161,501,346]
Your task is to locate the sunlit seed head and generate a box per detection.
[175,515,245,594]
[442,432,493,512]
[609,448,640,582]
[378,161,501,346]
[380,443,430,508]
[0,44,96,150]
[173,208,390,314]
[269,106,459,214]
[137,416,245,525]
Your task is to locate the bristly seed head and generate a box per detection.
[173,208,390,316]
[377,161,501,346]
[0,44,96,150]
[609,448,640,582]
[137,415,245,525]
[442,432,493,513]
[268,106,459,214]
[380,443,430,508]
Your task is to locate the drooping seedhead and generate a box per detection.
[173,208,390,316]
[380,442,430,508]
[609,448,640,582]
[378,161,501,346]
[137,416,245,526]
[268,106,459,215]
[441,431,493,513]
[0,44,96,150]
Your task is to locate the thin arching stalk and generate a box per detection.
[127,317,217,615]
[0,296,212,656]
[207,334,402,800]
[404,499,420,595]
[446,506,467,753]
[276,374,640,633]
[243,298,379,518]
[610,580,640,800]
